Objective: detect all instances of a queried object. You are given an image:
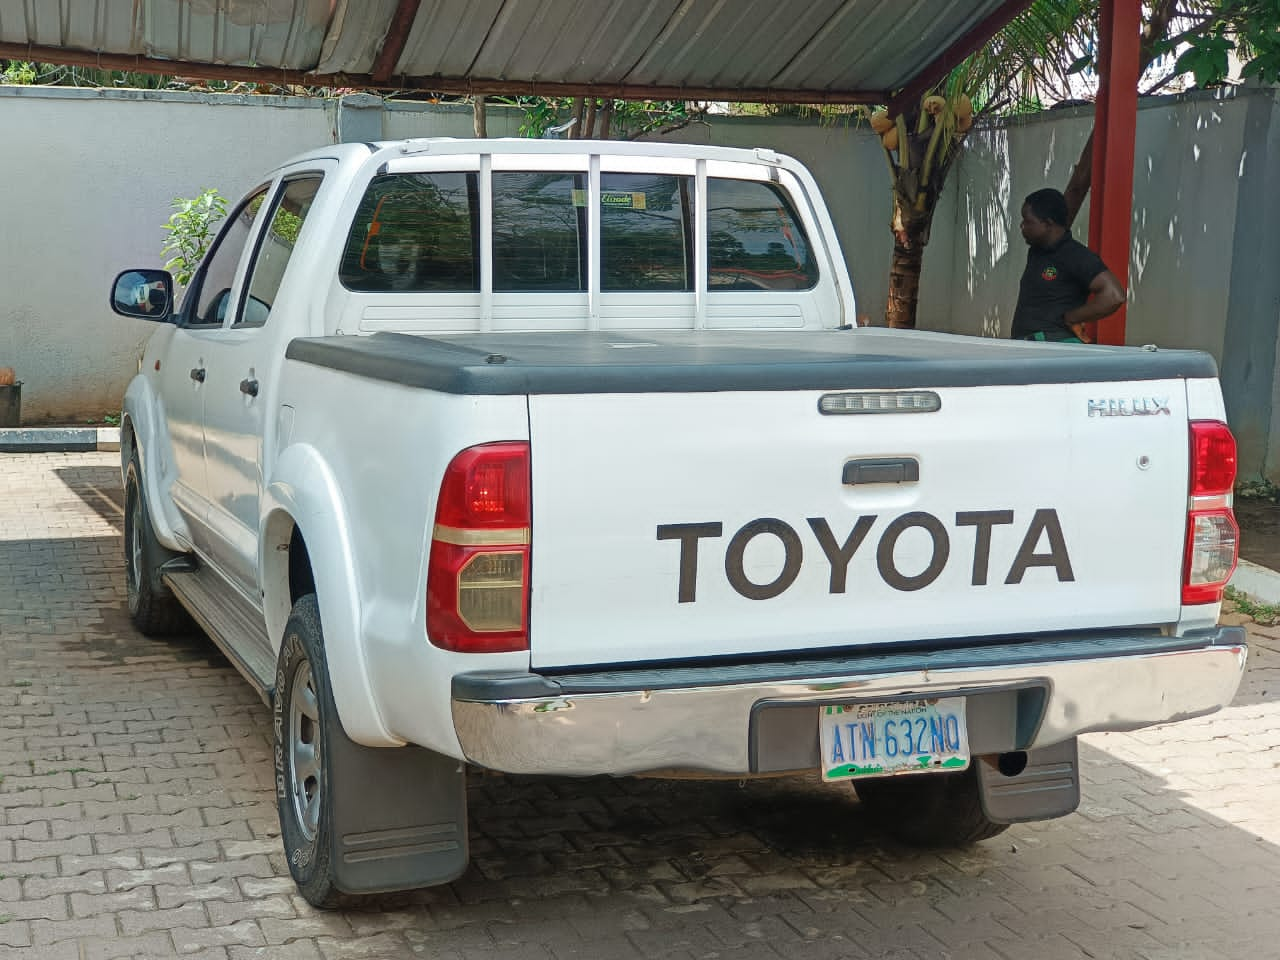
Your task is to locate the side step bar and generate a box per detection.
[164,565,275,706]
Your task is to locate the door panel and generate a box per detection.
[154,330,210,542]
[202,173,327,595]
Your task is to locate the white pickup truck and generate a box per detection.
[110,138,1246,908]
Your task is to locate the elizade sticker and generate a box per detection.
[571,189,647,210]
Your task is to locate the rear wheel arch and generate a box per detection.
[260,466,396,747]
[262,509,311,651]
[120,418,137,479]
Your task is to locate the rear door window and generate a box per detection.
[239,176,323,327]
[706,179,818,291]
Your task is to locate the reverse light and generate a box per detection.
[427,442,530,652]
[1182,421,1239,605]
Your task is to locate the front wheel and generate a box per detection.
[854,766,1009,847]
[123,451,190,635]
[274,594,346,908]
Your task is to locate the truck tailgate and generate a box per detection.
[528,380,1190,668]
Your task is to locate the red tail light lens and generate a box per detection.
[435,443,530,529]
[1182,420,1238,605]
[1189,420,1237,497]
[427,443,530,653]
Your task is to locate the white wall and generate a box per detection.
[1,84,1276,480]
[929,92,1251,354]
[0,87,331,422]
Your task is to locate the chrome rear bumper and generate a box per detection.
[451,628,1247,776]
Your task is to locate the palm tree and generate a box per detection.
[879,0,1097,328]
[878,0,1273,329]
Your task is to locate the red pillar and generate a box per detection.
[1087,0,1142,345]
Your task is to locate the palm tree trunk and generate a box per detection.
[886,199,932,329]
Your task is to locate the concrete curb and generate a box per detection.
[1229,558,1280,607]
[0,427,121,453]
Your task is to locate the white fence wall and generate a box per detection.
[0,87,331,422]
[2,84,1277,478]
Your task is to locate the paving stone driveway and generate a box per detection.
[2,452,1278,960]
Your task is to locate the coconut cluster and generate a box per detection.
[871,94,973,152]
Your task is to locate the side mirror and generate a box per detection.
[111,269,175,322]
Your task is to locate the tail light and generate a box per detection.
[1182,421,1238,605]
[427,442,530,652]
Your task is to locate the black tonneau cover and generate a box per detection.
[284,329,1217,395]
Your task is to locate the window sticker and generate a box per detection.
[570,189,647,209]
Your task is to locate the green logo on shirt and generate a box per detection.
[1041,266,1059,281]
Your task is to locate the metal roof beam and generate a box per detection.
[371,0,423,84]
[0,41,886,104]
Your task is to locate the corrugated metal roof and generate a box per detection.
[0,0,1027,103]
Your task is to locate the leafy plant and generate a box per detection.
[1224,586,1280,624]
[0,61,37,84]
[162,188,227,288]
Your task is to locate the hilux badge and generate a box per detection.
[1088,397,1170,417]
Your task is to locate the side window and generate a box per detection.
[340,173,479,292]
[190,190,268,327]
[706,179,819,291]
[600,173,692,292]
[238,176,323,327]
[492,172,586,291]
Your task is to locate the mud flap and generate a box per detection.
[327,732,469,895]
[977,738,1081,824]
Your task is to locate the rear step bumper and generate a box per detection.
[450,628,1248,776]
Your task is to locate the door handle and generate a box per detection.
[843,457,920,485]
[189,367,206,383]
[239,378,259,398]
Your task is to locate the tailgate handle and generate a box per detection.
[843,457,919,486]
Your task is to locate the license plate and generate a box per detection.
[819,697,970,781]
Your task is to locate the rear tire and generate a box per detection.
[274,594,348,909]
[123,451,190,635]
[855,765,1009,847]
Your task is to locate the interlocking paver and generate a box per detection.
[3,451,1280,959]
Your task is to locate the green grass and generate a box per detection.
[1224,586,1280,625]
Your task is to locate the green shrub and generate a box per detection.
[162,188,227,288]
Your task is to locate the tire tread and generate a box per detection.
[855,764,1009,847]
[125,454,192,636]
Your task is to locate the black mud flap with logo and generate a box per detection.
[328,734,469,895]
[977,737,1081,824]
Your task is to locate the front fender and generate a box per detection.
[261,443,400,748]
[122,374,192,550]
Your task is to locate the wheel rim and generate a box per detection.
[126,480,143,607]
[288,660,323,842]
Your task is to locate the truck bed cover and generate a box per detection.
[285,329,1218,396]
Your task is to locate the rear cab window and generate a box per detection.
[336,152,827,332]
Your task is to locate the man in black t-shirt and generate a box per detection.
[1011,188,1125,342]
